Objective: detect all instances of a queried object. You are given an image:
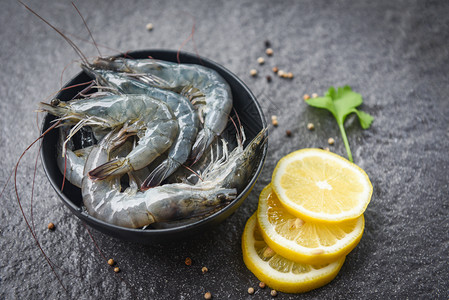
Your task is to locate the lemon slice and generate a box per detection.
[257,184,364,264]
[242,214,345,293]
[272,149,372,223]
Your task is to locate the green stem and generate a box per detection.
[338,122,353,162]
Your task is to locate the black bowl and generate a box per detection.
[41,49,267,244]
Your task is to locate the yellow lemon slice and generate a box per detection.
[258,184,364,264]
[272,149,373,223]
[242,214,345,293]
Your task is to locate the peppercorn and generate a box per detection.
[272,67,279,73]
[286,130,292,137]
[266,75,272,82]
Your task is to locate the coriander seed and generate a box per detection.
[312,93,318,98]
[264,40,271,48]
[47,222,55,230]
[248,287,255,294]
[114,267,120,273]
[257,57,265,65]
[266,48,273,56]
[307,123,314,130]
[271,115,278,127]
[328,137,335,145]
[185,257,192,266]
[270,289,277,297]
[250,69,258,77]
[204,292,212,299]
[146,23,153,31]
[259,282,266,289]
[201,266,208,274]
[272,66,279,73]
[303,94,310,100]
[108,259,114,266]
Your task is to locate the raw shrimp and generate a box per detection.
[82,67,199,188]
[82,129,237,228]
[39,94,179,180]
[91,57,233,163]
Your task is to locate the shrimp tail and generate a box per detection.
[189,128,216,164]
[141,159,180,190]
[88,157,130,180]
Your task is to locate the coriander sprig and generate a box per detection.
[305,86,373,162]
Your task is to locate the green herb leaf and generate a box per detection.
[305,86,373,162]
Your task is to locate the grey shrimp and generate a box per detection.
[39,94,178,180]
[91,57,233,163]
[82,129,237,228]
[82,67,199,189]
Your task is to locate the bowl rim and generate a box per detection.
[41,49,267,238]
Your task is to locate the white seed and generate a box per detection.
[312,93,318,98]
[303,94,310,100]
[146,23,153,31]
[250,69,258,77]
[248,287,255,294]
[266,48,273,56]
[257,57,265,64]
[307,123,314,130]
[294,218,304,228]
[328,137,335,145]
[311,248,325,255]
[263,247,275,258]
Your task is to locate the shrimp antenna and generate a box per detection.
[13,120,68,293]
[71,2,102,57]
[177,13,203,65]
[17,0,89,65]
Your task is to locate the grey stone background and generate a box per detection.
[1,0,448,299]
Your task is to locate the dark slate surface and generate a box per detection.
[1,0,448,299]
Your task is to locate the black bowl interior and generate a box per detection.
[41,49,267,244]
